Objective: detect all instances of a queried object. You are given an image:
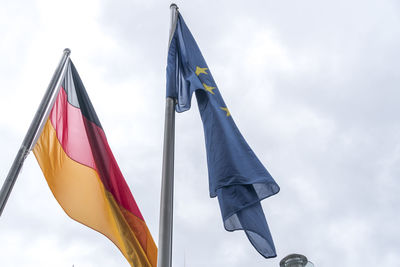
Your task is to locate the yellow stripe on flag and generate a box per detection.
[33,120,153,267]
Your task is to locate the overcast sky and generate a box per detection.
[1,0,400,266]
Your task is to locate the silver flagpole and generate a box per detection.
[0,48,71,216]
[158,4,178,267]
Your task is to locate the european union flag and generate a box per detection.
[167,13,280,258]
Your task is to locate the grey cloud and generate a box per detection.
[1,0,400,266]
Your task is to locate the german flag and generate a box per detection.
[33,60,157,267]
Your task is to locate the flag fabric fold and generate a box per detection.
[33,60,157,267]
[167,13,280,258]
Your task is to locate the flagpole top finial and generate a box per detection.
[170,3,178,9]
[63,48,71,55]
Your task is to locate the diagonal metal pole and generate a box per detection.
[157,4,178,267]
[0,48,71,216]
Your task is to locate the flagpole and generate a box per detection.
[158,4,178,267]
[0,48,71,216]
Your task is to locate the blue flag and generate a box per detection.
[167,13,280,258]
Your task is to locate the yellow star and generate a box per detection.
[220,107,231,117]
[203,83,216,95]
[195,66,208,76]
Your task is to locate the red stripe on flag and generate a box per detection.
[50,87,144,221]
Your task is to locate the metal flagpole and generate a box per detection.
[0,48,71,216]
[157,4,178,267]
